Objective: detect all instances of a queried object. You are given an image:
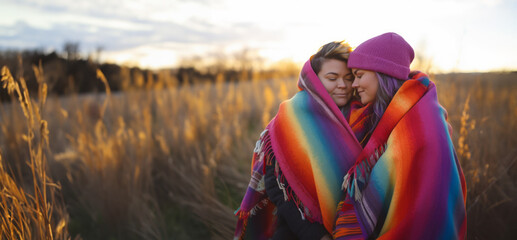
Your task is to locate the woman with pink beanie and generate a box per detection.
[333,32,467,240]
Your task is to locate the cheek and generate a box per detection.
[323,81,335,92]
[372,79,380,93]
[344,83,352,92]
[365,77,377,90]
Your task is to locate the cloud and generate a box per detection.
[5,0,513,71]
[6,0,222,23]
[0,0,281,57]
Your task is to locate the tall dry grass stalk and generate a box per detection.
[435,72,517,239]
[1,64,516,239]
[0,65,70,239]
[457,95,474,165]
[1,61,298,239]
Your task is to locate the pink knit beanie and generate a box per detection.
[348,32,414,80]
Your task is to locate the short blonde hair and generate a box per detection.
[311,41,352,74]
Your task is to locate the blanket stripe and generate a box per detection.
[269,60,362,232]
[340,72,467,239]
[234,59,363,239]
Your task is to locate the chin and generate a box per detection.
[335,99,350,108]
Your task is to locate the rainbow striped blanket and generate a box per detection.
[234,59,363,239]
[339,72,467,239]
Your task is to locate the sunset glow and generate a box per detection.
[1,0,516,72]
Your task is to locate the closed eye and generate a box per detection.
[345,73,354,81]
[353,69,362,78]
[325,73,338,80]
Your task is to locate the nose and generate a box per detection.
[337,79,346,88]
[352,77,359,88]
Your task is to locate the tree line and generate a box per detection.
[0,43,300,102]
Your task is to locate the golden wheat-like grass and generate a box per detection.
[1,64,516,239]
[1,62,299,239]
[0,65,70,240]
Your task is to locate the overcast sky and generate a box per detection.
[1,0,516,72]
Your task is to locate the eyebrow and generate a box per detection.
[353,69,359,75]
[325,72,338,76]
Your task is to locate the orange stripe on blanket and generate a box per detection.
[336,216,359,225]
[333,227,363,237]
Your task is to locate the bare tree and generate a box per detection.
[95,45,104,64]
[63,41,80,61]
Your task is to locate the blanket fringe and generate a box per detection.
[263,142,314,222]
[236,217,248,240]
[256,130,275,167]
[256,129,316,222]
[342,143,388,201]
[274,162,314,222]
[251,128,315,221]
[234,207,250,240]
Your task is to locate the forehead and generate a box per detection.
[322,58,346,66]
[320,59,349,72]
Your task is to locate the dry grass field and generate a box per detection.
[1,65,516,239]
